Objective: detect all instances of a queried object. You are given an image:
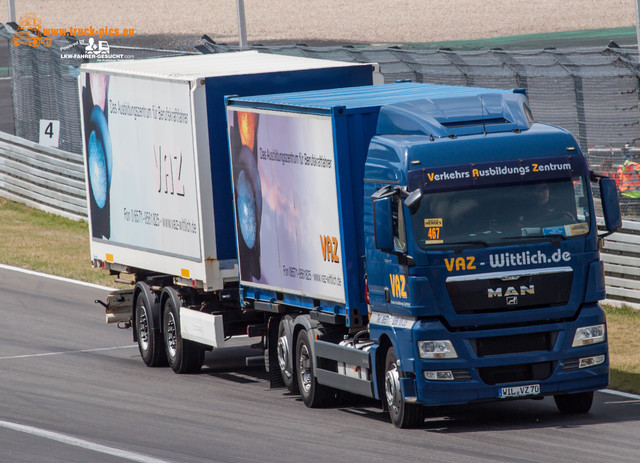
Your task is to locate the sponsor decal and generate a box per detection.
[444,256,477,272]
[424,218,443,227]
[489,249,571,268]
[389,274,407,298]
[444,250,571,272]
[407,156,583,193]
[320,235,340,263]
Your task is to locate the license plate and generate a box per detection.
[499,384,540,398]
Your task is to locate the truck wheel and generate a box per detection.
[163,296,204,374]
[296,330,332,407]
[554,391,594,414]
[277,319,298,392]
[135,292,166,367]
[384,347,423,428]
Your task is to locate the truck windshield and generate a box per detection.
[411,176,591,248]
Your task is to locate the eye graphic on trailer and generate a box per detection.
[82,73,112,239]
[233,111,262,281]
[88,106,112,209]
[236,163,259,248]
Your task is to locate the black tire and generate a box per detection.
[554,391,594,414]
[163,295,205,374]
[296,330,332,408]
[384,347,424,428]
[135,292,167,367]
[277,319,298,393]
[267,317,285,388]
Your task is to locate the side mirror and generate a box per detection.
[404,189,423,214]
[373,197,394,251]
[599,177,621,233]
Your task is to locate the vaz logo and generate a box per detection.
[320,235,340,263]
[444,256,476,272]
[389,274,407,299]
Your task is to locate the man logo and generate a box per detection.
[506,296,519,305]
[487,285,535,298]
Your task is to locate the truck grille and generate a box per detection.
[478,361,555,385]
[471,331,558,357]
[446,267,572,314]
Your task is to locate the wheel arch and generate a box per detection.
[291,314,320,368]
[160,286,183,317]
[374,334,393,404]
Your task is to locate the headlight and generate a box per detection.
[418,340,458,359]
[572,324,606,347]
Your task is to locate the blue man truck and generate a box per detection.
[225,82,621,427]
[86,56,621,428]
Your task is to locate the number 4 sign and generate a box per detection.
[39,120,60,147]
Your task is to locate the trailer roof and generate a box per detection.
[79,51,371,80]
[227,82,518,112]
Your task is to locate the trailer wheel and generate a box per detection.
[296,330,331,407]
[135,292,166,367]
[163,296,204,374]
[384,347,423,428]
[277,319,298,392]
[554,391,594,414]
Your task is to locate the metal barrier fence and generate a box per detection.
[0,131,85,220]
[602,220,640,309]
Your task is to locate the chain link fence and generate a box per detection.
[2,25,640,217]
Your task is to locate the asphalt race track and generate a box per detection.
[0,265,639,462]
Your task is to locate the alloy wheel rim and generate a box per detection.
[166,310,177,358]
[138,305,149,350]
[277,336,291,378]
[385,363,402,414]
[298,344,312,393]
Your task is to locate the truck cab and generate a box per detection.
[366,90,621,426]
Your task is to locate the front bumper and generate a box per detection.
[399,304,608,406]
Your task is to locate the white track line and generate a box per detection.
[0,345,137,361]
[601,388,640,400]
[0,419,173,463]
[0,266,171,461]
[0,263,114,291]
